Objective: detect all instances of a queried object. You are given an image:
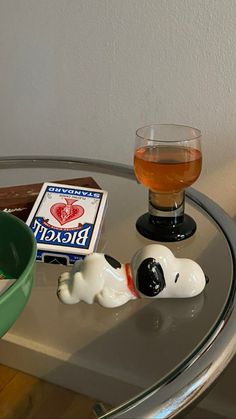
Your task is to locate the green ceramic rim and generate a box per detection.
[0,212,37,301]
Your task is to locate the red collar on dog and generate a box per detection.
[125,263,140,298]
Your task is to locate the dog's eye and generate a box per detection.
[136,258,166,297]
[104,255,121,269]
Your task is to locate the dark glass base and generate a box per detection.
[136,213,197,242]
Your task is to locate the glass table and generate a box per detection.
[0,156,235,418]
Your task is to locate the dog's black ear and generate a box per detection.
[136,258,166,297]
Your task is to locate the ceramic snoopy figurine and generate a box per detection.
[57,244,207,308]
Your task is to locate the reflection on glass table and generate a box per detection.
[0,156,235,419]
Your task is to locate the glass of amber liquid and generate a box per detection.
[134,124,202,241]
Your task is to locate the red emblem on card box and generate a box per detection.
[50,198,84,226]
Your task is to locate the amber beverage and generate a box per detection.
[134,145,202,193]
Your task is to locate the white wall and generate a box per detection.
[0,0,235,216]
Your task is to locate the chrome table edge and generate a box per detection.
[0,156,235,419]
[0,155,134,178]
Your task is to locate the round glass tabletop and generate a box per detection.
[0,156,235,418]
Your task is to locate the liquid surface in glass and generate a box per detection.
[134,145,202,192]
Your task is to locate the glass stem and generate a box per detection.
[149,190,185,225]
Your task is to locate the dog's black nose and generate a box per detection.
[136,258,166,297]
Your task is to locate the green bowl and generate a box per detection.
[0,211,37,337]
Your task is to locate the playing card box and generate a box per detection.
[26,182,108,265]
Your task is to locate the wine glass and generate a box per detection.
[134,124,202,242]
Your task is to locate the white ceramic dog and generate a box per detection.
[57,244,207,308]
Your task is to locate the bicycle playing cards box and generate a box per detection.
[26,182,108,265]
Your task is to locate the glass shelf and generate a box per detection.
[0,156,235,418]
